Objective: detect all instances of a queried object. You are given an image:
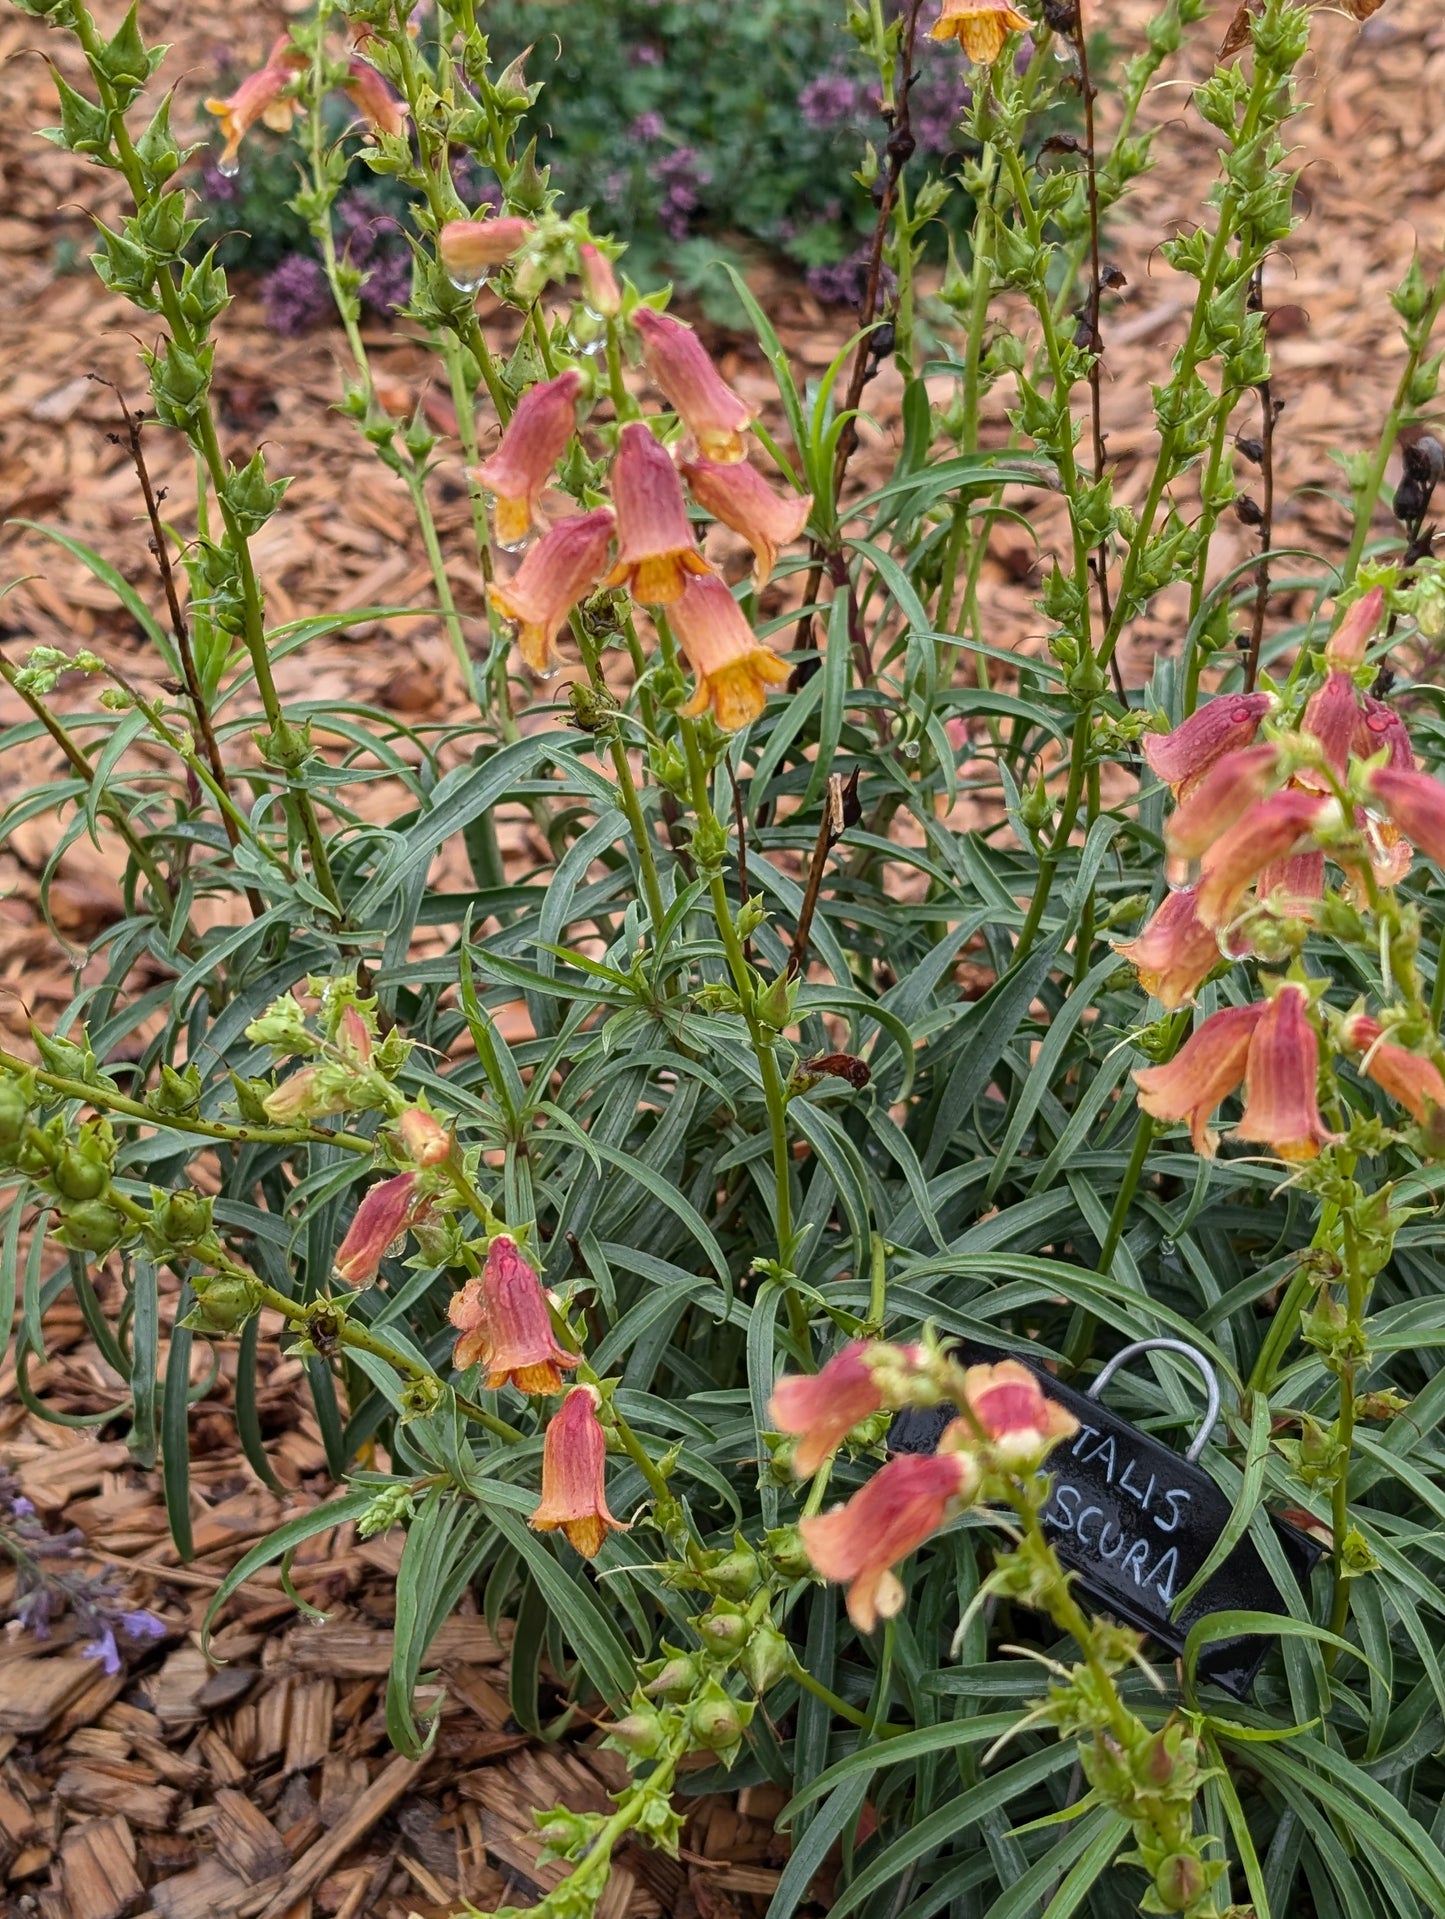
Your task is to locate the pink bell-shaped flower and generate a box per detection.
[1234,983,1338,1162]
[489,508,616,674]
[1114,888,1221,1010]
[333,1173,420,1286]
[798,1451,979,1633]
[1133,1003,1266,1157]
[670,571,790,731]
[632,308,754,462]
[471,369,584,548]
[448,1234,578,1394]
[529,1386,627,1558]
[680,454,812,584]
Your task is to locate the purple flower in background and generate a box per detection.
[798,73,865,130]
[630,42,662,66]
[263,253,333,336]
[362,250,413,316]
[336,191,404,265]
[200,163,242,205]
[912,69,972,153]
[628,110,666,143]
[656,147,708,240]
[807,244,897,311]
[2,1470,168,1673]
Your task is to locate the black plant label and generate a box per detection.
[888,1345,1322,1699]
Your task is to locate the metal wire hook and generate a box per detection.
[1087,1337,1221,1463]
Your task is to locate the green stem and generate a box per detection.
[1340,274,1445,588]
[72,8,346,923]
[669,692,807,1356]
[789,1661,910,1737]
[0,1045,374,1155]
[0,653,184,934]
[569,615,667,937]
[1066,1112,1155,1373]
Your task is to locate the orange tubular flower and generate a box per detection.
[1116,887,1221,1009]
[670,570,790,731]
[438,217,535,289]
[1355,696,1413,772]
[1365,765,1445,866]
[606,421,711,604]
[333,1173,419,1286]
[1195,790,1336,929]
[1142,693,1274,797]
[798,1451,980,1632]
[1166,743,1280,863]
[631,309,754,462]
[471,369,584,548]
[1300,671,1363,785]
[1235,984,1338,1161]
[1133,1003,1266,1156]
[397,1107,451,1167]
[489,508,616,674]
[447,1234,578,1393]
[530,1387,627,1558]
[770,1342,924,1477]
[957,1360,1077,1467]
[1324,586,1385,669]
[1255,849,1326,916]
[1340,1012,1445,1124]
[680,454,812,584]
[343,57,408,138]
[205,37,306,172]
[929,0,1030,63]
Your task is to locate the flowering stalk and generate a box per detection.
[62,0,345,921]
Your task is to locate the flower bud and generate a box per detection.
[606,1708,666,1759]
[53,1146,108,1202]
[688,1689,752,1755]
[739,1622,790,1695]
[706,1544,762,1600]
[0,1079,27,1146]
[439,217,535,293]
[763,1525,814,1580]
[697,1604,750,1655]
[154,1189,212,1246]
[182,1273,262,1334]
[1154,1852,1207,1914]
[397,1106,451,1167]
[55,1198,129,1255]
[578,243,622,318]
[643,1651,700,1700]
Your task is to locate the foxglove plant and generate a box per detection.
[7,2,1445,1918]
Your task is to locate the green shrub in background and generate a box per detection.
[480,0,972,304]
[196,0,998,326]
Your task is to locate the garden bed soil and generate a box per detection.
[0,0,1443,1912]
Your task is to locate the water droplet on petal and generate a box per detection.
[216,155,240,179]
[447,269,489,294]
[532,663,560,682]
[577,336,606,358]
[496,534,529,555]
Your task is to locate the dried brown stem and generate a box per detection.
[99,381,254,888]
[792,0,924,664]
[787,771,857,980]
[1244,268,1278,694]
[1070,7,1125,704]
